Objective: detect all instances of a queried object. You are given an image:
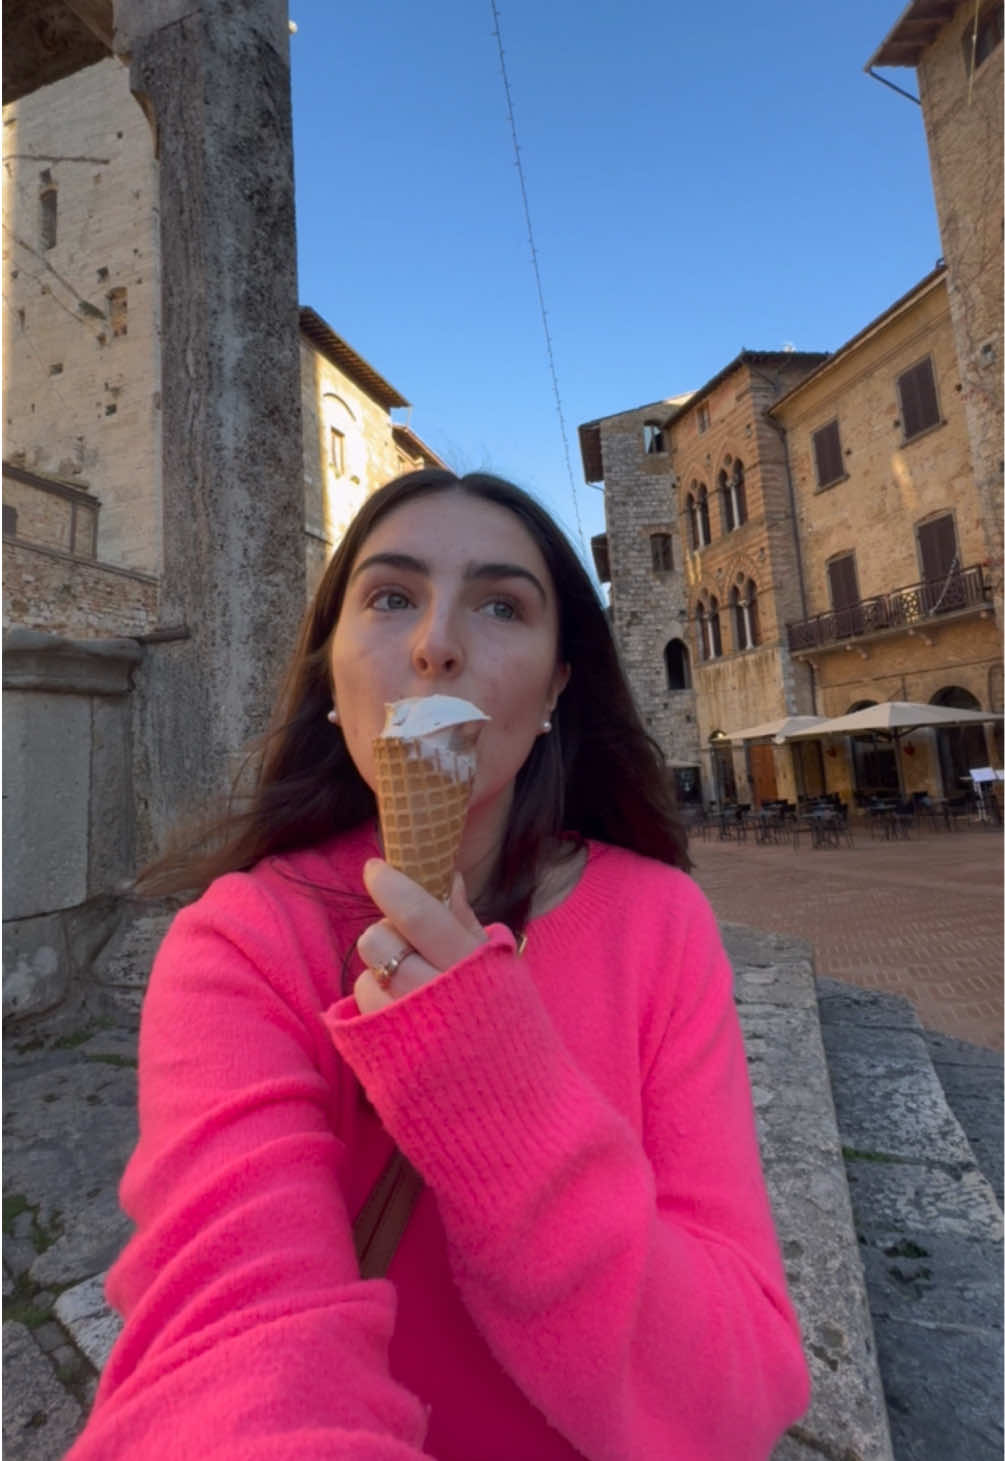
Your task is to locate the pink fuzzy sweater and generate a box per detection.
[68,822,809,1460]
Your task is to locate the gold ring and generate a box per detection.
[372,947,411,991]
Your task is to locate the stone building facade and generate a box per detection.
[581,354,828,806]
[299,309,445,599]
[773,266,1001,803]
[2,57,162,577]
[3,58,446,637]
[869,1,1004,623]
[577,394,702,800]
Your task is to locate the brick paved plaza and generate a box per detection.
[690,821,1004,1050]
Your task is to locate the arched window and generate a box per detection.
[695,602,708,661]
[686,491,699,551]
[729,585,744,649]
[931,686,987,797]
[730,576,760,650]
[719,470,734,533]
[665,637,691,690]
[706,595,722,658]
[696,484,710,546]
[731,460,747,526]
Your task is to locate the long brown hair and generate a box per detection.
[137,470,690,931]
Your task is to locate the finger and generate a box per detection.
[363,859,487,971]
[353,967,393,1015]
[356,916,400,972]
[448,871,485,937]
[357,919,439,997]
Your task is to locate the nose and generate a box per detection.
[410,600,464,679]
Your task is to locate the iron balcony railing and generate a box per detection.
[787,563,990,652]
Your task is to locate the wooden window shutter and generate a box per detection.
[918,515,958,582]
[812,421,843,487]
[828,554,859,610]
[898,358,939,439]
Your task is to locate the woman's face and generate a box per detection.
[330,490,569,836]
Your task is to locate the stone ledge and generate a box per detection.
[3,628,142,695]
[724,925,895,1461]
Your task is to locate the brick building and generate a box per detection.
[3,57,445,638]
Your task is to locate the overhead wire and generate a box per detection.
[488,2,594,564]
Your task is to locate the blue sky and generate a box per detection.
[290,1,941,562]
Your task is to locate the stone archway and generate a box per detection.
[930,686,987,795]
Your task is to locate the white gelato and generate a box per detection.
[379,695,489,740]
[377,695,489,781]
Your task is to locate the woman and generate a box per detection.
[69,469,809,1460]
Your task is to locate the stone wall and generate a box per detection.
[778,275,982,614]
[917,5,1004,620]
[597,402,700,773]
[3,631,143,1023]
[2,57,162,577]
[667,356,823,799]
[773,267,1002,798]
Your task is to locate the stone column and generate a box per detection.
[116,0,305,858]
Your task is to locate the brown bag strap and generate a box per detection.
[352,1148,424,1279]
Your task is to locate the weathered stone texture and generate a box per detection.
[918,6,1004,620]
[597,402,699,769]
[2,56,162,576]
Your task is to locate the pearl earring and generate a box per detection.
[541,718,552,733]
[327,708,339,725]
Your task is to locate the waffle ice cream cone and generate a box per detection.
[373,696,489,899]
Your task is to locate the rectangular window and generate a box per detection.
[329,427,345,475]
[917,513,962,613]
[650,533,673,572]
[591,533,611,583]
[827,552,862,637]
[897,357,940,440]
[643,422,665,454]
[812,419,844,487]
[697,403,711,435]
[963,4,1003,69]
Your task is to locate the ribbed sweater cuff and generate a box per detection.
[322,925,599,1241]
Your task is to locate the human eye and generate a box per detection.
[480,596,519,621]
[367,588,413,612]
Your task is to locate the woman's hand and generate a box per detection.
[354,859,488,1013]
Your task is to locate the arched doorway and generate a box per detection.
[664,638,691,691]
[848,700,899,795]
[930,687,987,796]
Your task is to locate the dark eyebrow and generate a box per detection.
[350,553,547,605]
[350,552,428,582]
[464,562,547,605]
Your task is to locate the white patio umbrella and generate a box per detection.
[780,701,1002,796]
[724,714,829,742]
[781,701,1002,738]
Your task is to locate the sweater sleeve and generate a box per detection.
[324,885,810,1461]
[66,874,430,1461]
